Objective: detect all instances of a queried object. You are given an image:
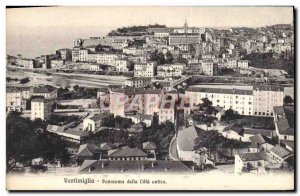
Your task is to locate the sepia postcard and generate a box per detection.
[6,6,295,191]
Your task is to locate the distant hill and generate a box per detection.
[108,24,166,36]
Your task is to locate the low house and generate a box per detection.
[31,158,44,166]
[125,113,153,127]
[222,124,245,142]
[269,145,293,163]
[177,125,209,166]
[77,144,100,164]
[99,142,113,160]
[243,128,274,141]
[142,142,157,160]
[273,106,294,142]
[234,153,265,174]
[248,134,276,153]
[129,122,144,134]
[108,146,148,161]
[83,113,110,132]
[280,140,294,152]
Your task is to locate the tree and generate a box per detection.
[283,95,293,105]
[193,98,218,131]
[194,130,224,161]
[177,53,187,64]
[19,77,30,84]
[150,49,165,65]
[165,51,174,64]
[221,109,240,122]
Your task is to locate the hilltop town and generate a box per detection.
[6,22,294,175]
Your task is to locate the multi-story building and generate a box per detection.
[157,63,185,77]
[201,60,217,76]
[16,58,35,69]
[253,85,284,116]
[185,87,254,115]
[273,106,294,143]
[134,61,157,77]
[6,88,25,112]
[158,102,175,124]
[237,60,249,69]
[31,98,52,120]
[226,58,238,68]
[89,64,102,71]
[33,85,57,99]
[124,77,151,88]
[115,59,130,72]
[59,48,72,61]
[78,49,89,62]
[169,33,201,46]
[72,46,82,62]
[96,52,122,66]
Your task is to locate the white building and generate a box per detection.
[237,60,249,69]
[157,63,185,77]
[253,85,284,116]
[201,60,217,76]
[124,77,151,88]
[33,86,57,99]
[6,88,24,112]
[89,64,102,71]
[31,98,52,120]
[234,153,265,174]
[115,59,130,72]
[185,87,254,115]
[134,61,157,77]
[273,106,294,142]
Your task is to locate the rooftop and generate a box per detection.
[239,153,264,162]
[186,87,253,95]
[33,85,57,94]
[142,141,157,150]
[244,128,273,138]
[77,144,99,158]
[79,160,193,174]
[269,145,292,159]
[177,125,204,151]
[273,106,294,136]
[108,146,148,158]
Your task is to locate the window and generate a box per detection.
[284,135,287,140]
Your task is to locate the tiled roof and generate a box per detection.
[79,160,193,174]
[100,143,113,151]
[77,144,99,158]
[177,125,204,151]
[249,134,276,146]
[280,140,294,151]
[274,106,294,136]
[269,145,292,159]
[239,153,264,162]
[33,85,57,93]
[142,142,157,150]
[186,87,253,95]
[108,146,148,158]
[244,128,273,138]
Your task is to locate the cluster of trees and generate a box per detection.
[194,130,248,162]
[6,77,30,84]
[108,24,166,36]
[221,109,241,122]
[86,114,175,158]
[46,114,81,126]
[57,85,98,100]
[101,115,134,130]
[283,95,294,105]
[241,52,294,77]
[6,112,70,172]
[150,50,174,65]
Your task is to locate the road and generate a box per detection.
[169,134,179,160]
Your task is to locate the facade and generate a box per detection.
[115,59,129,72]
[237,60,249,69]
[253,86,284,116]
[273,106,294,142]
[6,88,25,112]
[59,48,72,61]
[124,77,151,88]
[234,153,265,174]
[33,86,57,99]
[157,63,185,77]
[169,33,201,45]
[108,146,148,161]
[201,60,217,76]
[31,98,52,120]
[134,61,157,77]
[83,113,110,132]
[89,64,102,71]
[185,87,254,115]
[16,58,35,69]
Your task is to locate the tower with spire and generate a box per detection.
[184,20,188,34]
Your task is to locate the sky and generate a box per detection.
[6,6,293,58]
